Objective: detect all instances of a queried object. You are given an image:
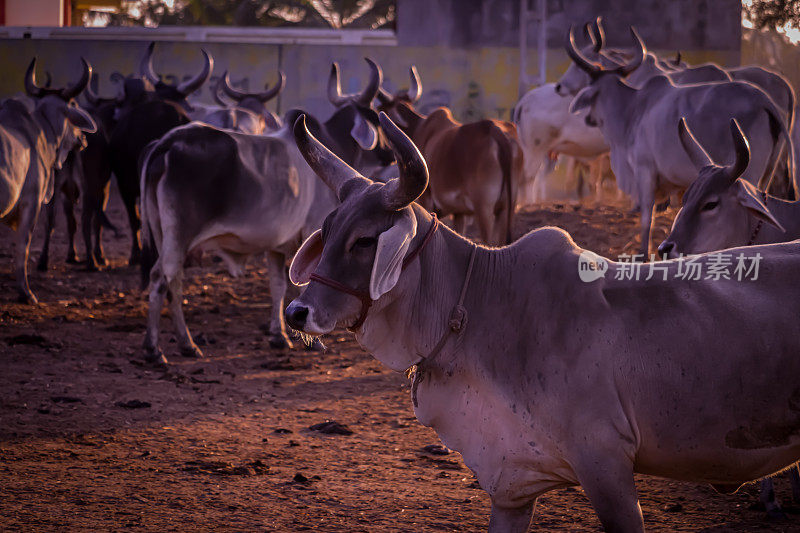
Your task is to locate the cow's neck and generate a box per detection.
[751,195,800,244]
[595,77,636,142]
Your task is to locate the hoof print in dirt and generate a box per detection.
[421,444,451,456]
[51,396,83,404]
[194,332,216,346]
[115,400,152,409]
[273,428,293,434]
[292,472,320,484]
[309,420,353,436]
[7,334,49,347]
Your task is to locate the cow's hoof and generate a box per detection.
[269,334,293,350]
[180,345,203,359]
[35,262,48,272]
[95,256,108,267]
[144,349,168,366]
[66,254,79,264]
[767,509,788,521]
[17,292,38,305]
[85,261,100,272]
[305,338,326,352]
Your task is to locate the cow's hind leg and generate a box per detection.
[36,194,57,272]
[760,478,785,519]
[143,263,168,364]
[488,500,535,533]
[265,250,293,349]
[62,179,79,264]
[16,201,40,303]
[166,275,202,358]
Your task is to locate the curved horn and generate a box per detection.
[565,25,601,77]
[177,49,213,96]
[590,16,605,52]
[377,87,393,105]
[678,117,713,170]
[407,65,422,103]
[617,27,646,76]
[355,57,382,106]
[213,74,230,106]
[43,71,53,88]
[139,42,160,85]
[220,71,246,102]
[378,111,429,210]
[726,118,750,179]
[24,58,43,97]
[293,114,363,199]
[85,71,101,106]
[673,51,682,66]
[256,70,285,102]
[327,62,350,107]
[61,57,92,101]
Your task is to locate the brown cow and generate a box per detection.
[377,68,523,245]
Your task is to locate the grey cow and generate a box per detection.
[0,58,96,303]
[284,111,800,532]
[139,121,337,363]
[566,27,793,256]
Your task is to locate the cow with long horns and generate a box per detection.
[1,58,96,302]
[565,26,794,256]
[109,42,211,264]
[285,111,800,532]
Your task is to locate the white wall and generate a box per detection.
[6,0,63,27]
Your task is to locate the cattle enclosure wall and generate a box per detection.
[0,0,741,122]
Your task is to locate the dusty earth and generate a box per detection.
[2,191,800,532]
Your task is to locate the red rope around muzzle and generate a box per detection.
[308,213,439,332]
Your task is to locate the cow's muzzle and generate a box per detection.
[285,301,309,330]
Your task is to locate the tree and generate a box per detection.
[94,0,395,29]
[743,0,800,31]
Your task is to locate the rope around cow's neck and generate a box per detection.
[410,240,478,407]
[748,190,768,246]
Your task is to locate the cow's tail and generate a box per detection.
[139,139,167,290]
[764,104,797,200]
[489,124,515,244]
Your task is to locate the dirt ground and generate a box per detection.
[2,190,800,532]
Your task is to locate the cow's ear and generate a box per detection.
[289,230,323,285]
[350,114,378,150]
[370,209,417,300]
[735,178,785,232]
[65,106,97,133]
[569,86,597,114]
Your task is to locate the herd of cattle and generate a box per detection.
[4,17,800,531]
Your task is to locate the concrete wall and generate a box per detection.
[0,0,741,122]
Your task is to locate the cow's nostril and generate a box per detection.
[285,303,309,330]
[658,241,675,258]
[555,83,562,94]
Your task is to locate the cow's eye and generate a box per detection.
[351,237,376,250]
[701,200,719,212]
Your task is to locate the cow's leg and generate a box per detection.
[121,190,141,266]
[166,275,202,358]
[452,213,468,236]
[81,201,100,271]
[790,465,800,504]
[637,182,656,258]
[574,456,644,533]
[143,264,168,364]
[760,478,785,519]
[62,180,79,264]
[36,194,57,272]
[15,201,40,304]
[488,500,535,533]
[474,202,496,246]
[265,250,293,349]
